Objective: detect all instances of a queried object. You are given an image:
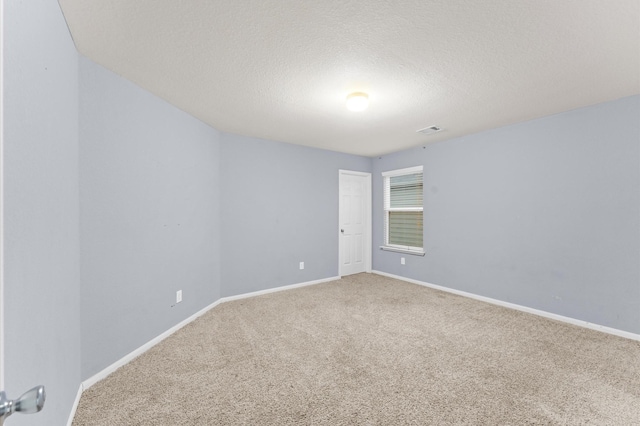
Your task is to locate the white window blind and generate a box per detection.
[382,166,424,253]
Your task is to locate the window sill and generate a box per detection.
[379,246,425,256]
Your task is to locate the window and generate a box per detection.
[381,166,424,255]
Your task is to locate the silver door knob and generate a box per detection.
[0,386,46,425]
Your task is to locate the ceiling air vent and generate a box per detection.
[416,126,442,135]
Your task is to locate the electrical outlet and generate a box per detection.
[176,290,182,303]
[401,257,405,265]
[299,261,304,270]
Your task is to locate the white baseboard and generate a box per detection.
[66,270,637,425]
[79,274,340,392]
[218,276,341,303]
[62,273,327,425]
[372,270,640,342]
[66,383,84,426]
[82,298,223,390]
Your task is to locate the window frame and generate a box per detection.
[380,165,425,256]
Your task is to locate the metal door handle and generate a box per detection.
[0,386,46,425]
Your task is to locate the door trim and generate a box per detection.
[0,0,6,390]
[338,170,372,277]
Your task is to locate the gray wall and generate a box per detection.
[2,0,81,424]
[79,56,222,379]
[373,95,640,334]
[220,133,371,297]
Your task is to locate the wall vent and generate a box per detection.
[416,126,442,135]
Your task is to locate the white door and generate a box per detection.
[338,170,371,276]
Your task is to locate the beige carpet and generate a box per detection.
[73,273,640,425]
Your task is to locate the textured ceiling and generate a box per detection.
[58,0,640,156]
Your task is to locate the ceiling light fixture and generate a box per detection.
[346,92,369,112]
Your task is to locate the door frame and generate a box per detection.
[338,170,372,277]
[1,0,5,390]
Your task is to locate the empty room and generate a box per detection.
[1,0,639,425]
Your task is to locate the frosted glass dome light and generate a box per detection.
[346,92,369,112]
